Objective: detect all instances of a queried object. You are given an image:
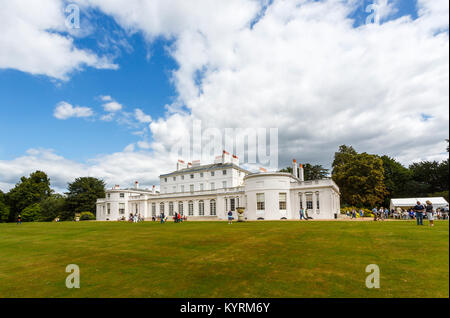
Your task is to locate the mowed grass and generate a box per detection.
[0,220,448,298]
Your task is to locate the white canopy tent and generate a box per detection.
[390,197,449,210]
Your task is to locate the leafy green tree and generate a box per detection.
[21,203,42,222]
[409,160,447,194]
[65,177,105,219]
[6,171,52,221]
[39,194,67,222]
[0,190,10,223]
[332,146,387,207]
[381,155,413,205]
[279,163,329,180]
[80,211,96,221]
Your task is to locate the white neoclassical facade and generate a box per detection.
[96,152,340,221]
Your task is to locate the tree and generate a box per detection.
[381,155,413,205]
[21,203,42,222]
[65,177,105,219]
[0,190,10,223]
[6,171,52,221]
[332,146,387,207]
[279,163,329,180]
[40,194,67,222]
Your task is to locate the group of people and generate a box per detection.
[347,209,365,219]
[298,208,313,220]
[125,213,144,223]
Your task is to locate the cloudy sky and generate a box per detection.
[0,0,448,192]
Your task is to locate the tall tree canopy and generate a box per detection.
[65,177,106,219]
[332,145,387,207]
[279,163,329,180]
[5,171,52,221]
[0,190,10,223]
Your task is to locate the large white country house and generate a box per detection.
[96,151,340,221]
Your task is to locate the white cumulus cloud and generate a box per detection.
[54,101,94,120]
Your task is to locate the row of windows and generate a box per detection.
[256,193,319,211]
[164,170,228,182]
[163,181,227,193]
[152,200,217,216]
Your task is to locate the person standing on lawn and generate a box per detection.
[425,200,434,227]
[227,210,233,224]
[372,207,378,221]
[414,201,425,226]
[299,208,305,220]
[16,214,22,224]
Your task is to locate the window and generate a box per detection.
[230,198,236,211]
[316,193,320,211]
[200,172,204,178]
[107,203,111,215]
[190,184,194,192]
[279,193,287,210]
[178,202,184,215]
[188,201,194,216]
[181,185,185,193]
[119,203,125,214]
[120,193,125,198]
[222,181,227,188]
[210,182,215,190]
[163,187,167,193]
[152,203,156,217]
[211,171,215,177]
[165,178,168,182]
[160,202,165,214]
[257,193,265,210]
[107,193,111,199]
[181,175,185,180]
[223,170,227,175]
[173,177,176,181]
[200,183,204,191]
[306,194,313,209]
[210,200,216,216]
[169,202,174,216]
[190,174,194,179]
[172,186,177,193]
[199,200,205,216]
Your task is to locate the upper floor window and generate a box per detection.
[164,178,168,182]
[190,184,194,192]
[200,183,204,191]
[210,182,215,190]
[200,172,204,178]
[181,185,185,193]
[173,177,176,181]
[223,170,227,175]
[181,175,185,180]
[222,181,227,188]
[279,193,287,210]
[190,174,194,179]
[211,171,215,177]
[107,193,111,199]
[257,193,265,211]
[120,193,125,198]
[172,186,177,193]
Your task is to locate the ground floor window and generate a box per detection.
[152,203,156,216]
[306,194,313,210]
[230,198,236,211]
[119,203,125,215]
[107,203,111,215]
[279,193,287,210]
[199,200,205,216]
[169,202,174,216]
[257,193,265,211]
[160,202,165,214]
[210,199,216,216]
[178,201,184,215]
[188,201,194,216]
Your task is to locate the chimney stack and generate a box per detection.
[134,181,139,189]
[152,185,156,194]
[299,164,304,182]
[292,159,298,178]
[177,159,187,171]
[187,162,192,168]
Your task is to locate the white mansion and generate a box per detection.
[96,151,341,221]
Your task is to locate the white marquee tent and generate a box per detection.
[390,197,449,210]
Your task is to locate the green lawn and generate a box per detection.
[0,220,448,298]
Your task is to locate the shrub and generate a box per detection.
[340,206,373,217]
[79,211,95,221]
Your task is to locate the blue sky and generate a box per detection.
[0,0,448,191]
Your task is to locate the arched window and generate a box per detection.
[210,199,216,216]
[188,201,194,216]
[178,202,184,215]
[169,202,174,216]
[199,200,205,216]
[160,202,165,214]
[152,203,156,217]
